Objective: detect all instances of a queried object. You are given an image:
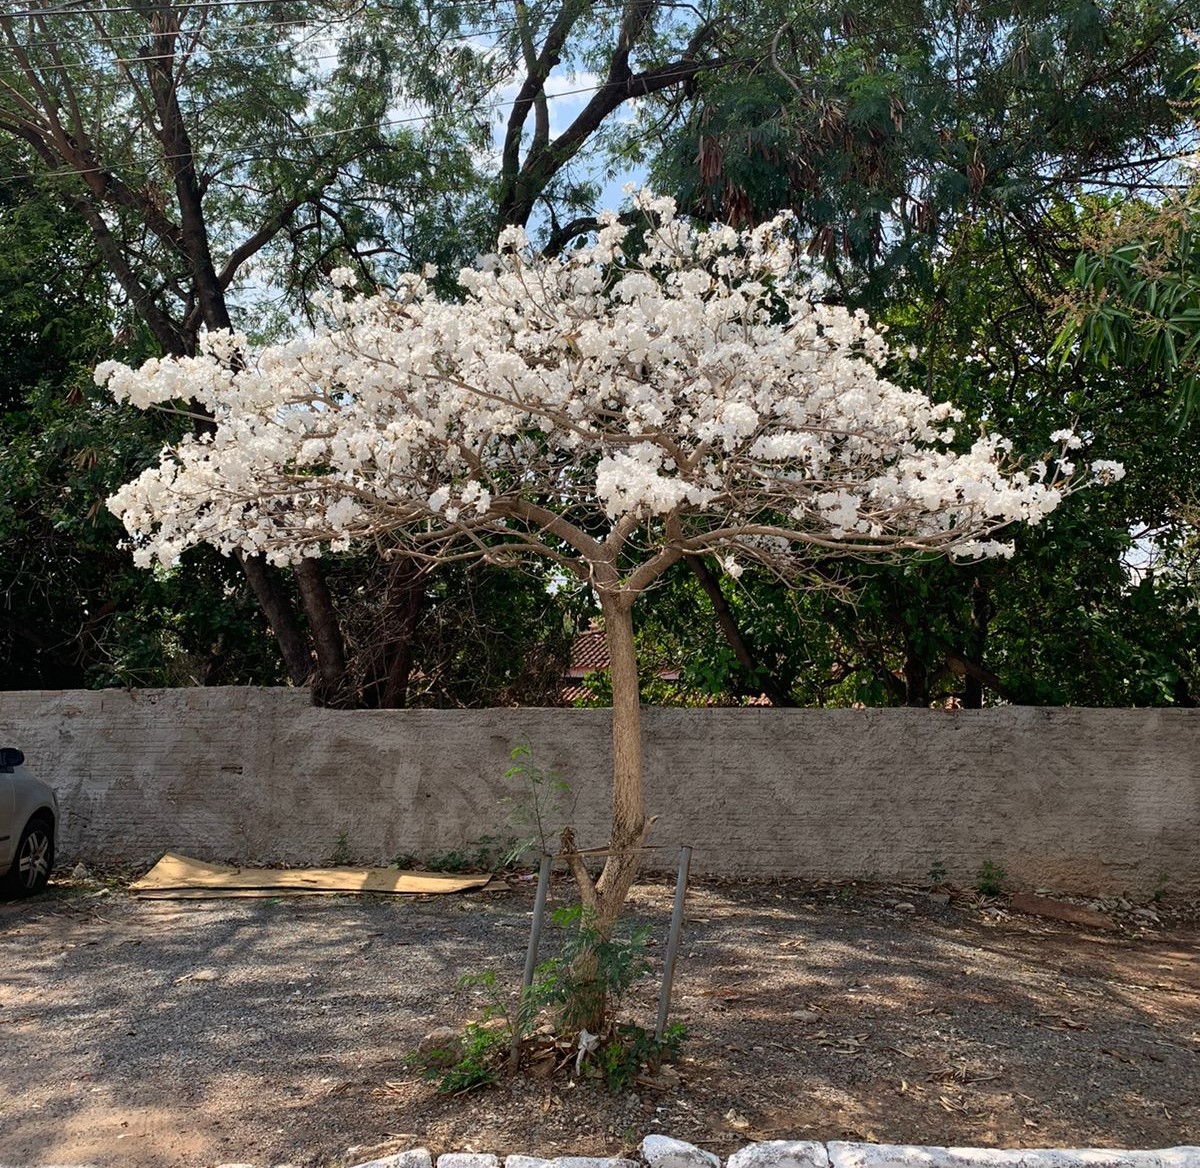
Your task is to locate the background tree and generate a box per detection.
[0,138,289,686]
[0,0,738,702]
[617,0,1200,707]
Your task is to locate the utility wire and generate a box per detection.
[0,68,685,183]
[0,0,633,20]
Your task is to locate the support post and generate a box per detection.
[511,852,552,1070]
[655,845,692,1041]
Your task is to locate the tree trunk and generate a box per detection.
[236,552,313,686]
[903,641,930,707]
[561,590,652,1032]
[364,557,426,709]
[963,577,990,709]
[684,554,797,706]
[295,559,350,705]
[594,593,648,929]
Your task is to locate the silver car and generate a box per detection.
[0,748,58,896]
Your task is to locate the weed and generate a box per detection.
[597,1021,686,1091]
[975,860,1007,896]
[520,903,653,1035]
[327,832,352,867]
[390,852,418,870]
[500,744,576,864]
[407,970,511,1093]
[425,849,473,873]
[928,859,949,886]
[410,902,679,1093]
[1151,874,1169,904]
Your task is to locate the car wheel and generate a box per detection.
[4,815,54,896]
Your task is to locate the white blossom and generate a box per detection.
[1090,459,1126,483]
[98,194,1112,589]
[1050,428,1084,450]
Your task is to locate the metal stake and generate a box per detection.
[655,844,692,1041]
[511,852,552,1070]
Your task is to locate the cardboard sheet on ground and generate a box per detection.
[129,852,492,898]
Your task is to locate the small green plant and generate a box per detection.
[327,832,352,866]
[928,859,949,886]
[411,901,677,1094]
[519,903,653,1035]
[975,860,1007,896]
[391,851,418,870]
[1151,874,1169,904]
[407,970,512,1094]
[596,1021,686,1091]
[500,744,575,864]
[425,849,473,873]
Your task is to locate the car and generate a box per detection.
[0,747,58,896]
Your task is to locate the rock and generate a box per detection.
[638,1065,681,1090]
[642,1134,720,1168]
[1132,908,1161,923]
[71,862,90,880]
[505,1157,553,1168]
[727,1141,830,1168]
[1008,893,1115,930]
[894,902,916,913]
[437,1155,500,1168]
[188,969,219,982]
[926,892,951,906]
[724,1109,751,1132]
[420,1027,460,1051]
[350,1151,433,1168]
[553,1157,639,1168]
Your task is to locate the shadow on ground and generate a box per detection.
[0,875,1196,1168]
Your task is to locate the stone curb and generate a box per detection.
[7,1140,1197,1168]
[337,1138,1200,1168]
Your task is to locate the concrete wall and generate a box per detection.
[2,688,1197,895]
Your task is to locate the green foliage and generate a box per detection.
[411,971,512,1094]
[654,0,1194,298]
[327,833,353,867]
[522,903,655,1036]
[1054,196,1200,420]
[927,859,949,886]
[325,552,582,708]
[415,902,672,1093]
[0,146,285,689]
[975,861,1007,897]
[500,744,575,863]
[633,0,1200,715]
[597,1022,686,1092]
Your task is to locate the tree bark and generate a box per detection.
[557,590,653,1032]
[295,559,350,705]
[376,557,426,709]
[565,593,650,933]
[684,554,797,706]
[235,552,313,686]
[963,577,990,709]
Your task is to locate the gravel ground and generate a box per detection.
[1,874,1197,1168]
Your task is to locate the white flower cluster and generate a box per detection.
[99,195,1108,584]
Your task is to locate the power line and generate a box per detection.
[0,18,534,83]
[0,0,612,21]
[0,69,674,183]
[4,0,316,18]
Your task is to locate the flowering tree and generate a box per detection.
[99,194,1118,941]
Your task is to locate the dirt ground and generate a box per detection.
[0,871,1197,1168]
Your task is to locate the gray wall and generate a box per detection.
[2,688,1197,894]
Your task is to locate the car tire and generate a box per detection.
[3,814,54,897]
